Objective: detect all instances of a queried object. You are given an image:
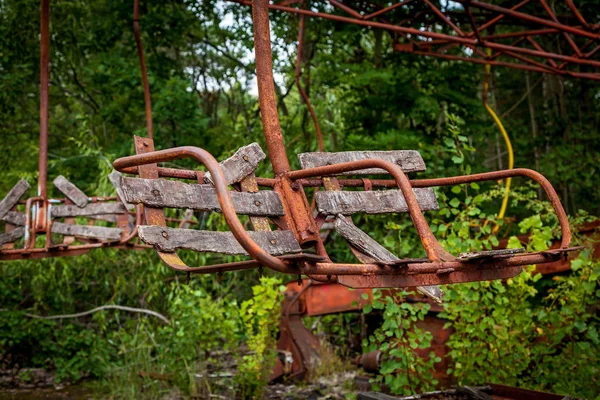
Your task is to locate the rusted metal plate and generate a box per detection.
[51,202,126,218]
[121,177,285,216]
[205,142,266,185]
[53,175,88,208]
[2,211,26,226]
[338,266,522,288]
[51,222,122,241]
[0,179,30,220]
[303,282,372,316]
[0,227,25,245]
[334,215,443,303]
[315,188,438,215]
[138,226,301,255]
[298,150,427,175]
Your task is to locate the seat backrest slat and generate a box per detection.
[138,226,301,255]
[3,211,26,226]
[51,222,122,241]
[205,142,266,185]
[121,177,285,216]
[298,150,426,175]
[0,179,30,220]
[0,227,25,246]
[53,175,89,208]
[315,188,438,215]
[51,202,127,218]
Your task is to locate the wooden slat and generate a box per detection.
[108,170,135,211]
[334,215,443,303]
[205,142,266,185]
[315,188,438,215]
[138,226,301,255]
[298,150,426,175]
[0,227,25,245]
[120,177,285,216]
[0,179,30,220]
[53,176,88,208]
[2,211,26,226]
[178,209,195,229]
[51,202,126,218]
[51,222,122,241]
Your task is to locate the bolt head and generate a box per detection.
[243,155,249,161]
[255,201,261,206]
[270,239,277,245]
[152,189,160,196]
[161,231,169,239]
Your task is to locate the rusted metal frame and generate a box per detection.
[483,29,558,41]
[133,0,153,139]
[327,0,363,20]
[422,0,464,37]
[465,4,482,43]
[113,145,290,272]
[463,0,532,38]
[564,0,589,29]
[38,0,50,232]
[538,0,582,58]
[457,0,600,41]
[556,40,599,70]
[527,36,559,68]
[287,159,454,263]
[363,0,414,21]
[502,50,562,75]
[295,6,324,152]
[409,168,571,248]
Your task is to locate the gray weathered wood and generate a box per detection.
[121,177,285,216]
[315,188,438,215]
[334,215,443,303]
[179,209,195,229]
[138,226,301,255]
[51,222,122,241]
[108,170,135,211]
[53,176,89,208]
[51,202,126,218]
[298,150,426,175]
[0,227,25,245]
[0,179,30,220]
[458,247,525,261]
[205,142,266,185]
[2,211,26,226]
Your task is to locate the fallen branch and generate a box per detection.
[3,305,170,325]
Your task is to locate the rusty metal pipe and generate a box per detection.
[288,159,453,262]
[133,0,153,139]
[113,146,288,272]
[37,0,50,231]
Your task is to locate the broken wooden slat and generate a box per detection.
[334,215,443,303]
[51,222,122,241]
[2,211,26,226]
[138,226,301,255]
[120,177,285,216]
[205,142,266,185]
[108,170,135,211]
[298,150,426,175]
[178,209,195,229]
[51,202,126,218]
[240,174,272,232]
[458,248,525,261]
[315,188,438,215]
[53,176,89,208]
[0,179,30,220]
[0,227,25,246]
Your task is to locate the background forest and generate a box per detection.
[0,0,599,399]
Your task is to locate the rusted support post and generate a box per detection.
[37,0,50,231]
[133,0,153,139]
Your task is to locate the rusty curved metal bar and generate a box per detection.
[113,146,288,272]
[288,159,454,263]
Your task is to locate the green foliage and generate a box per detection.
[362,290,439,396]
[236,276,285,399]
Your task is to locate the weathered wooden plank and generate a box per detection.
[205,142,266,185]
[2,211,26,226]
[458,248,525,261]
[53,176,89,208]
[138,226,301,255]
[51,202,126,218]
[178,209,195,229]
[315,188,438,215]
[334,215,443,303]
[121,177,285,216]
[0,227,25,245]
[51,222,122,241]
[240,174,272,232]
[0,179,30,220]
[108,170,135,211]
[298,150,426,175]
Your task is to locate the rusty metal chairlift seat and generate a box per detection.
[112,0,579,289]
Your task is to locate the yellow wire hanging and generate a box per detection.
[483,49,513,233]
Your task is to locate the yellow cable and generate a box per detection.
[483,50,513,233]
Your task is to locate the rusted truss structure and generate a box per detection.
[230,0,600,80]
